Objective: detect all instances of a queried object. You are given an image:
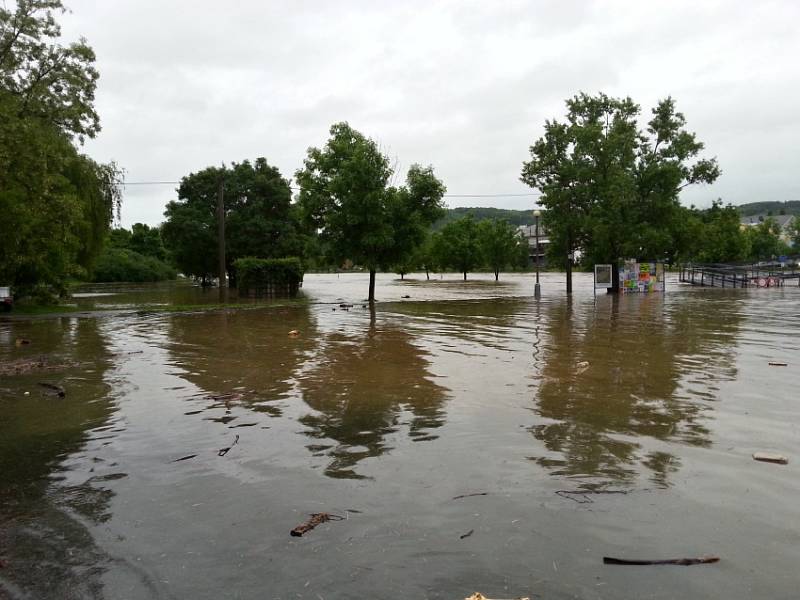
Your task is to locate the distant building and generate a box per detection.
[517,223,550,266]
[740,214,796,244]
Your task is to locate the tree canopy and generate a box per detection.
[521,93,719,292]
[0,0,122,297]
[296,122,446,301]
[162,158,303,284]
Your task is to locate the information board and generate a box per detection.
[619,260,665,294]
[594,264,613,289]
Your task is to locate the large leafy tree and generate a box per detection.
[690,200,749,263]
[162,158,303,284]
[0,0,122,296]
[478,218,527,281]
[296,122,446,302]
[434,215,482,280]
[521,93,719,292]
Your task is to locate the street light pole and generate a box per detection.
[534,209,541,299]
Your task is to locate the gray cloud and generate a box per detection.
[60,0,800,226]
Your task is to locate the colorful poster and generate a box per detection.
[619,261,665,294]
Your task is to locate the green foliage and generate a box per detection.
[788,216,800,248]
[434,215,482,279]
[0,0,122,298]
[478,219,528,280]
[690,200,750,263]
[521,93,719,274]
[434,207,535,230]
[162,158,302,282]
[92,248,177,282]
[233,257,304,294]
[93,224,175,282]
[296,122,446,299]
[745,218,790,261]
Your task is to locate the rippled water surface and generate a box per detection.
[1,273,799,599]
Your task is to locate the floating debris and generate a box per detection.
[288,330,300,337]
[172,454,198,462]
[752,452,788,465]
[465,593,530,600]
[290,512,344,537]
[38,382,65,398]
[556,489,629,504]
[452,492,488,500]
[603,556,719,566]
[768,361,788,366]
[15,338,31,346]
[218,434,240,456]
[460,529,474,539]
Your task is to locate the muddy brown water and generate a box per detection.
[1,272,798,599]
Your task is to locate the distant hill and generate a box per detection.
[434,207,535,230]
[736,201,800,217]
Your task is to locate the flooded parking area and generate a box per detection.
[1,273,799,599]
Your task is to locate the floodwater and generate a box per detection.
[1,272,799,599]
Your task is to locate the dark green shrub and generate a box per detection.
[234,257,304,297]
[92,248,177,282]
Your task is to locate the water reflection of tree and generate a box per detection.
[165,305,317,418]
[0,317,117,599]
[297,323,448,479]
[531,293,742,488]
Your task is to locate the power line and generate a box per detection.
[121,180,542,198]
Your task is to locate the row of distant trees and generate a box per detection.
[4,3,798,303]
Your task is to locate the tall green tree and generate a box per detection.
[477,218,527,281]
[162,158,303,284]
[690,200,749,263]
[296,122,446,302]
[521,93,719,293]
[745,218,789,262]
[0,0,122,296]
[435,215,482,280]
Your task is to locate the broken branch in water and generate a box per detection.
[460,529,474,539]
[218,434,240,456]
[37,382,65,397]
[290,512,345,537]
[603,556,720,566]
[452,492,488,500]
[465,593,530,600]
[172,454,198,462]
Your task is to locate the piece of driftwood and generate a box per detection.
[38,382,65,397]
[603,556,719,566]
[172,454,198,462]
[460,529,474,539]
[452,492,488,500]
[465,593,530,600]
[753,452,788,465]
[218,434,240,456]
[768,361,788,366]
[290,512,344,537]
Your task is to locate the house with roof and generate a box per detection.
[740,214,797,245]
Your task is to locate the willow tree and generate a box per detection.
[0,0,122,296]
[521,93,719,293]
[296,122,446,302]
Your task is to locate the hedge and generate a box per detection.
[234,257,304,297]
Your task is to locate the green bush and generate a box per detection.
[92,248,177,282]
[234,257,304,295]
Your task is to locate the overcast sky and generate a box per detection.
[60,0,800,227]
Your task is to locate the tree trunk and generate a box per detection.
[368,269,376,303]
[425,268,430,281]
[400,273,404,280]
[608,260,620,294]
[495,270,499,281]
[463,271,467,281]
[566,253,573,295]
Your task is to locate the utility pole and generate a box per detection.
[217,177,226,302]
[534,209,541,299]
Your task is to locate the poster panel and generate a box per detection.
[594,264,613,289]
